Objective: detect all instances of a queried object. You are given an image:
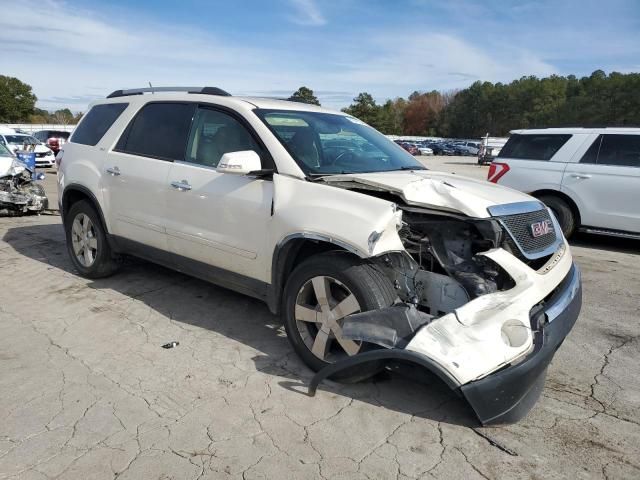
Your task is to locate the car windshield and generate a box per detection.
[0,143,13,157]
[44,131,70,139]
[255,109,425,175]
[5,135,38,145]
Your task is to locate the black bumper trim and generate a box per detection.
[308,348,459,396]
[461,264,582,425]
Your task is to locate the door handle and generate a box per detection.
[106,166,120,176]
[569,174,591,180]
[171,180,192,191]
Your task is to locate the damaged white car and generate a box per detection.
[0,143,48,214]
[58,87,581,425]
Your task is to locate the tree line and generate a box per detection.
[292,70,640,138]
[3,71,639,137]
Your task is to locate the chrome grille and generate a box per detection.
[499,209,558,256]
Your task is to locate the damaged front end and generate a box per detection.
[0,158,48,215]
[309,200,581,425]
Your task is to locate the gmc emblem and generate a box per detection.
[530,220,552,238]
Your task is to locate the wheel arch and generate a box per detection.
[267,234,364,314]
[61,185,110,234]
[530,189,582,227]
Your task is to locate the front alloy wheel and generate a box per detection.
[283,252,397,378]
[295,275,362,362]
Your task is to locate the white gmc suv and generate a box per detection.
[57,87,582,425]
[488,128,640,238]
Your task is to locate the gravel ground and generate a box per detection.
[0,160,638,479]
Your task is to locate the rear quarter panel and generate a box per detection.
[58,100,140,229]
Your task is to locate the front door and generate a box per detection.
[563,133,640,232]
[165,106,273,282]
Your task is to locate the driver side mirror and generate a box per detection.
[216,150,262,175]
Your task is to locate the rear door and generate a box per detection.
[492,133,577,190]
[562,133,640,232]
[103,102,196,251]
[165,105,273,281]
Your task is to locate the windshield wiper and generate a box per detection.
[397,166,427,171]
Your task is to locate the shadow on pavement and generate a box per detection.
[3,222,479,427]
[570,232,639,254]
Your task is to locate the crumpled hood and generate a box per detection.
[320,170,534,218]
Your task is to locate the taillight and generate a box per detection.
[488,162,509,183]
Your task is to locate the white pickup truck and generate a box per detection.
[489,128,640,238]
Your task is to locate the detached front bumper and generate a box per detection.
[461,263,581,425]
[309,263,581,425]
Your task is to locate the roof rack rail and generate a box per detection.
[106,86,231,99]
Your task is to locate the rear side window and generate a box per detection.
[71,103,128,146]
[116,103,195,161]
[597,134,640,167]
[498,134,571,161]
[579,136,602,164]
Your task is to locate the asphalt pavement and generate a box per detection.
[1,158,638,479]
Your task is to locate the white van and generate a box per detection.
[489,128,640,238]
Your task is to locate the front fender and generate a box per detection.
[270,174,404,259]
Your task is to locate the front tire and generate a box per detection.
[538,195,576,238]
[283,252,397,378]
[65,200,120,278]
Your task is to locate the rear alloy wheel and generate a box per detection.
[71,213,98,267]
[283,252,396,379]
[65,200,120,278]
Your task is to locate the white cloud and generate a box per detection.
[317,32,557,102]
[1,1,560,112]
[286,0,326,26]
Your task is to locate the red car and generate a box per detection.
[33,130,71,155]
[394,141,421,156]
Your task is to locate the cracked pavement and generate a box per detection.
[0,210,639,479]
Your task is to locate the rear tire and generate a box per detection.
[283,252,397,380]
[65,200,120,278]
[538,195,576,238]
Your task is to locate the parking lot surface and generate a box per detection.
[1,159,639,479]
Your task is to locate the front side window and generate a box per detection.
[596,134,640,168]
[498,134,572,161]
[116,103,195,161]
[255,109,424,175]
[71,103,128,146]
[184,107,261,167]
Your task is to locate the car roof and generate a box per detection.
[511,127,640,135]
[90,92,345,116]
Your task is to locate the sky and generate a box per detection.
[2,0,640,112]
